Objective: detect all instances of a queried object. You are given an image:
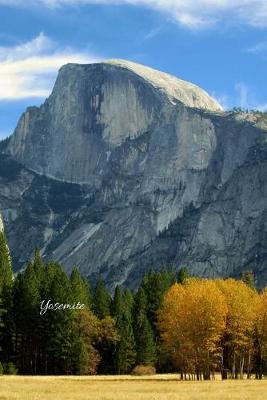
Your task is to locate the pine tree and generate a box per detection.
[133,288,156,366]
[115,313,136,374]
[0,298,5,346]
[0,229,14,366]
[13,263,41,373]
[123,289,134,315]
[0,231,12,294]
[110,286,136,374]
[177,266,189,284]
[93,280,111,319]
[70,266,93,308]
[241,270,256,290]
[141,269,176,333]
[71,335,89,375]
[32,249,46,289]
[43,263,74,374]
[112,287,134,320]
[95,286,121,374]
[111,286,123,318]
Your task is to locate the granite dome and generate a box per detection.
[105,59,223,111]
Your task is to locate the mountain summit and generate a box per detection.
[0,60,266,288]
[6,60,222,184]
[104,59,223,111]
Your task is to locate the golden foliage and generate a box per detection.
[256,288,267,359]
[216,279,260,352]
[215,279,260,378]
[158,278,264,379]
[158,279,227,377]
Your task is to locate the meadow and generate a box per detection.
[1,375,267,400]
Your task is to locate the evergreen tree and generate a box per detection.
[110,286,136,374]
[0,230,14,366]
[13,263,41,373]
[94,286,122,374]
[43,263,75,374]
[70,267,93,308]
[115,313,136,374]
[241,270,256,290]
[133,288,156,366]
[141,269,176,332]
[93,280,111,319]
[123,289,134,316]
[177,266,189,284]
[112,287,134,320]
[32,249,46,289]
[0,287,15,366]
[0,299,5,345]
[0,231,12,294]
[111,286,123,318]
[70,335,89,375]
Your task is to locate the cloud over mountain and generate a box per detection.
[1,0,267,29]
[0,33,100,100]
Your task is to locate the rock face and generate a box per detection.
[1,60,267,288]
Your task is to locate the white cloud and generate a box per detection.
[1,0,267,29]
[0,33,101,100]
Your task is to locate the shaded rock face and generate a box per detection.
[1,60,267,289]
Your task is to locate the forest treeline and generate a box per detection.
[0,229,267,379]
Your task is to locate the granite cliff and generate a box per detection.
[0,60,266,288]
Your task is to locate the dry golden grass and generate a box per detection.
[1,375,267,400]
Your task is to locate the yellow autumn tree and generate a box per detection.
[216,279,260,379]
[255,287,267,379]
[257,288,267,348]
[158,282,189,375]
[158,279,227,380]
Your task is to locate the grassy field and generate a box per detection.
[1,375,267,400]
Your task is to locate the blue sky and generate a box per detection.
[0,0,267,139]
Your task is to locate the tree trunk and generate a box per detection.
[247,351,252,379]
[240,354,244,379]
[232,351,236,379]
